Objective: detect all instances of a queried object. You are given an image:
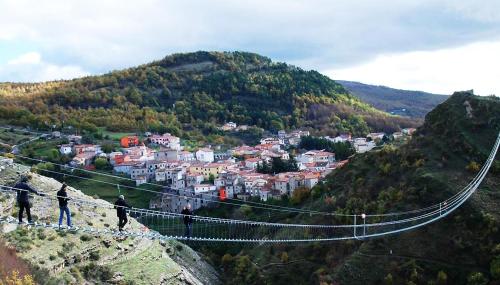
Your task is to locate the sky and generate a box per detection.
[0,0,499,95]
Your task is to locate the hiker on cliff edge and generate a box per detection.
[114,195,131,232]
[14,174,45,224]
[57,183,72,228]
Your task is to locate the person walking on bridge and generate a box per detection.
[57,183,72,228]
[181,203,193,238]
[14,174,45,224]
[114,195,131,232]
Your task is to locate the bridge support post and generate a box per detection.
[353,215,357,239]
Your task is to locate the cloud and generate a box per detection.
[0,52,89,82]
[327,40,500,96]
[0,0,499,91]
[7,51,41,65]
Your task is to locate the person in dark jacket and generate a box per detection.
[181,203,193,238]
[114,195,131,231]
[14,174,45,224]
[57,183,72,228]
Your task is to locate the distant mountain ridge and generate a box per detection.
[338,80,449,118]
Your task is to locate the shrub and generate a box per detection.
[467,272,488,285]
[491,258,500,280]
[37,229,47,240]
[49,255,56,261]
[80,234,92,242]
[466,161,480,173]
[74,254,83,263]
[81,263,114,281]
[221,254,233,268]
[383,273,393,285]
[436,270,448,285]
[70,267,84,283]
[89,251,100,261]
[62,242,75,252]
[280,252,289,263]
[0,270,35,285]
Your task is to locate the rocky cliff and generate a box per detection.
[0,158,220,285]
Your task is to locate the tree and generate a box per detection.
[491,258,500,280]
[280,252,289,263]
[94,158,110,170]
[101,142,114,153]
[271,157,287,173]
[436,270,448,285]
[81,134,95,144]
[384,273,393,285]
[290,187,310,205]
[208,173,215,184]
[48,148,60,162]
[299,136,354,160]
[467,272,488,285]
[287,155,299,172]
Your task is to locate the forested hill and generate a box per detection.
[203,92,500,284]
[338,80,449,118]
[0,51,417,141]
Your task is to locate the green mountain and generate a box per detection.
[197,92,500,284]
[338,80,449,118]
[0,52,417,143]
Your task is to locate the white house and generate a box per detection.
[149,133,181,150]
[244,158,261,169]
[193,184,216,195]
[59,144,73,155]
[131,166,148,180]
[135,175,147,186]
[353,138,376,153]
[392,132,404,140]
[186,173,205,187]
[367,132,386,141]
[297,150,335,164]
[179,151,195,162]
[114,162,143,175]
[260,137,283,145]
[221,122,237,131]
[196,148,214,163]
[327,133,352,143]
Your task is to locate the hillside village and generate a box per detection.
[45,124,418,213]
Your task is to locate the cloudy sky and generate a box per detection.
[1,0,499,95]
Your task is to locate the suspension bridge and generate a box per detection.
[0,132,498,243]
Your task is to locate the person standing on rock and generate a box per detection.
[114,195,131,232]
[14,174,45,224]
[181,203,193,238]
[57,183,72,228]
